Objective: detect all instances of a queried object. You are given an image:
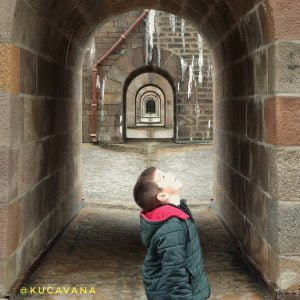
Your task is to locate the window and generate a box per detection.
[146,99,156,113]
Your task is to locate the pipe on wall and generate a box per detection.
[90,9,149,143]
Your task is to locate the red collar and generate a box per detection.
[140,204,189,222]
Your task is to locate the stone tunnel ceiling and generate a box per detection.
[0,0,300,297]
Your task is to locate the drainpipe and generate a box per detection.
[90,9,149,143]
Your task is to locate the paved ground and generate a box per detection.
[82,141,214,208]
[12,141,273,299]
[15,205,272,300]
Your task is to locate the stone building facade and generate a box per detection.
[82,10,213,143]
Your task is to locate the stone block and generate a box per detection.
[6,199,21,257]
[0,147,18,203]
[9,96,24,147]
[0,95,9,147]
[44,168,66,214]
[178,91,197,103]
[269,246,280,283]
[264,97,300,146]
[223,27,247,64]
[268,147,300,202]
[73,155,82,190]
[257,3,273,45]
[176,104,195,115]
[107,65,128,83]
[243,9,263,51]
[244,182,276,245]
[177,115,196,126]
[247,98,263,141]
[178,126,191,137]
[0,94,24,148]
[20,183,44,241]
[226,133,240,172]
[63,186,82,224]
[49,133,65,174]
[20,48,36,95]
[66,160,75,196]
[0,43,20,94]
[107,104,122,115]
[223,100,247,136]
[105,93,122,104]
[268,42,300,94]
[108,126,122,140]
[82,115,90,133]
[234,174,246,213]
[249,142,269,192]
[114,52,138,74]
[277,255,300,290]
[0,254,17,298]
[105,79,122,94]
[164,54,182,82]
[15,214,50,276]
[64,129,81,164]
[18,140,49,194]
[268,0,300,40]
[42,201,65,246]
[242,218,252,255]
[239,137,250,178]
[0,204,8,259]
[23,98,53,142]
[66,100,78,131]
[224,0,261,20]
[265,197,279,251]
[52,98,66,134]
[253,49,268,95]
[205,1,235,42]
[0,0,16,40]
[37,56,54,97]
[278,201,300,256]
[249,226,271,276]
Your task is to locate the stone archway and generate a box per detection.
[0,0,299,296]
[100,47,196,143]
[125,73,174,139]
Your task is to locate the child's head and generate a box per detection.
[133,166,183,212]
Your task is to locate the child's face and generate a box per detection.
[153,169,183,193]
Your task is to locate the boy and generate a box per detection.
[133,166,211,300]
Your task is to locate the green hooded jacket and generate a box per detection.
[139,198,211,299]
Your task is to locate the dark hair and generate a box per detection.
[133,166,162,212]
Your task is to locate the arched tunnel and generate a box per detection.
[0,0,299,298]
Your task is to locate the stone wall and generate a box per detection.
[81,10,213,143]
[0,1,83,296]
[212,0,300,291]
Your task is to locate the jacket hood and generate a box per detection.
[140,199,191,247]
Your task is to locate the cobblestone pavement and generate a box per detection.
[15,205,272,300]
[82,141,214,208]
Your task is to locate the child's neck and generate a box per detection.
[166,194,181,206]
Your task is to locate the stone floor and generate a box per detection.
[15,205,273,300]
[12,141,274,299]
[82,140,214,208]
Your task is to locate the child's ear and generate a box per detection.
[157,192,167,203]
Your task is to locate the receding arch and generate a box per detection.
[123,66,175,140]
[103,47,195,142]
